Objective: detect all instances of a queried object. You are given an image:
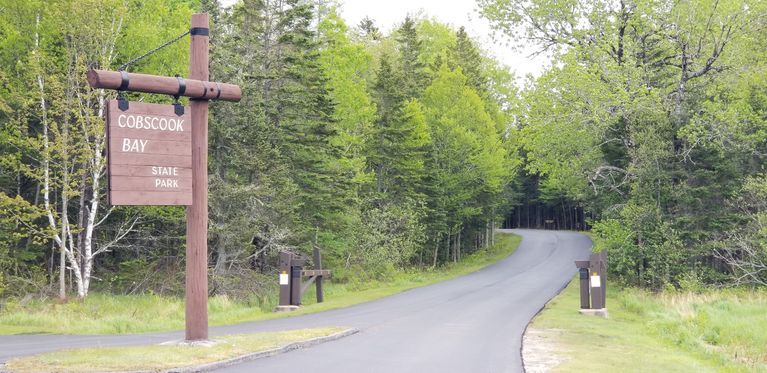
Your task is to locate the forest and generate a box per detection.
[1,0,766,303]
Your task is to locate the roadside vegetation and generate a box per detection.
[525,278,767,372]
[4,327,347,373]
[0,233,520,335]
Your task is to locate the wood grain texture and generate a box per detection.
[106,100,193,205]
[88,70,241,102]
[109,191,193,205]
[109,153,192,167]
[107,100,193,126]
[108,138,192,156]
[185,12,210,342]
[109,127,192,141]
[109,176,192,191]
[110,165,192,178]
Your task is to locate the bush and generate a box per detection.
[348,201,426,280]
[593,203,689,289]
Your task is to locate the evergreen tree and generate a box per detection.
[396,16,428,99]
[274,1,347,230]
[357,16,381,41]
[449,27,486,97]
[368,53,430,204]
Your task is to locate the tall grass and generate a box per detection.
[649,289,767,370]
[529,279,767,372]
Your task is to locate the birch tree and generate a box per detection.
[1,0,191,298]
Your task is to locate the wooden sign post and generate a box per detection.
[88,13,241,341]
[186,13,211,341]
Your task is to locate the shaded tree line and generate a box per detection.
[503,174,590,231]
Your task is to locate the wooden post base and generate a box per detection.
[274,305,300,312]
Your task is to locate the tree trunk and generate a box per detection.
[485,221,490,249]
[491,219,495,246]
[457,233,461,262]
[59,246,66,299]
[432,238,439,268]
[444,228,450,263]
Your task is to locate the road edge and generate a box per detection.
[519,278,571,373]
[165,328,359,373]
[520,232,593,373]
[0,328,359,373]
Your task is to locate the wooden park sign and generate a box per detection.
[106,100,192,205]
[88,13,241,341]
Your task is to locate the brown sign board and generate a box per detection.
[106,100,193,205]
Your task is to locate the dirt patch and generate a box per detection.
[522,328,567,372]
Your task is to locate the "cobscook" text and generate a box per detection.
[117,114,184,132]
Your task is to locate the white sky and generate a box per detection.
[218,0,549,81]
[337,0,547,80]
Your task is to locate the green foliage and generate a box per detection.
[448,27,486,96]
[479,0,767,288]
[367,53,432,205]
[348,202,426,279]
[0,0,518,301]
[396,16,429,99]
[318,10,376,187]
[715,174,767,286]
[422,65,512,227]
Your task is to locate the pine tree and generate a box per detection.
[368,53,430,205]
[396,16,428,99]
[357,16,381,41]
[449,27,487,97]
[272,1,348,231]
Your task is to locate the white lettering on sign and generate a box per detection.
[155,178,179,188]
[107,100,193,206]
[590,275,601,288]
[152,166,178,176]
[117,114,184,132]
[121,138,148,153]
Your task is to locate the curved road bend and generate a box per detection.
[0,229,592,373]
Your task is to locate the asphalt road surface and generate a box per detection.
[0,229,592,373]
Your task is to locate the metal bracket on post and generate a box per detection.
[117,70,130,111]
[173,75,186,116]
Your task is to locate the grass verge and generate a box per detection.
[3,327,347,373]
[0,233,521,335]
[524,278,767,372]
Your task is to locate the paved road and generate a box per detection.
[0,229,592,373]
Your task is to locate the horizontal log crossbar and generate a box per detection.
[87,69,241,102]
[301,269,331,277]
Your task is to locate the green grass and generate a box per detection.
[0,233,521,335]
[526,278,767,372]
[4,327,346,373]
